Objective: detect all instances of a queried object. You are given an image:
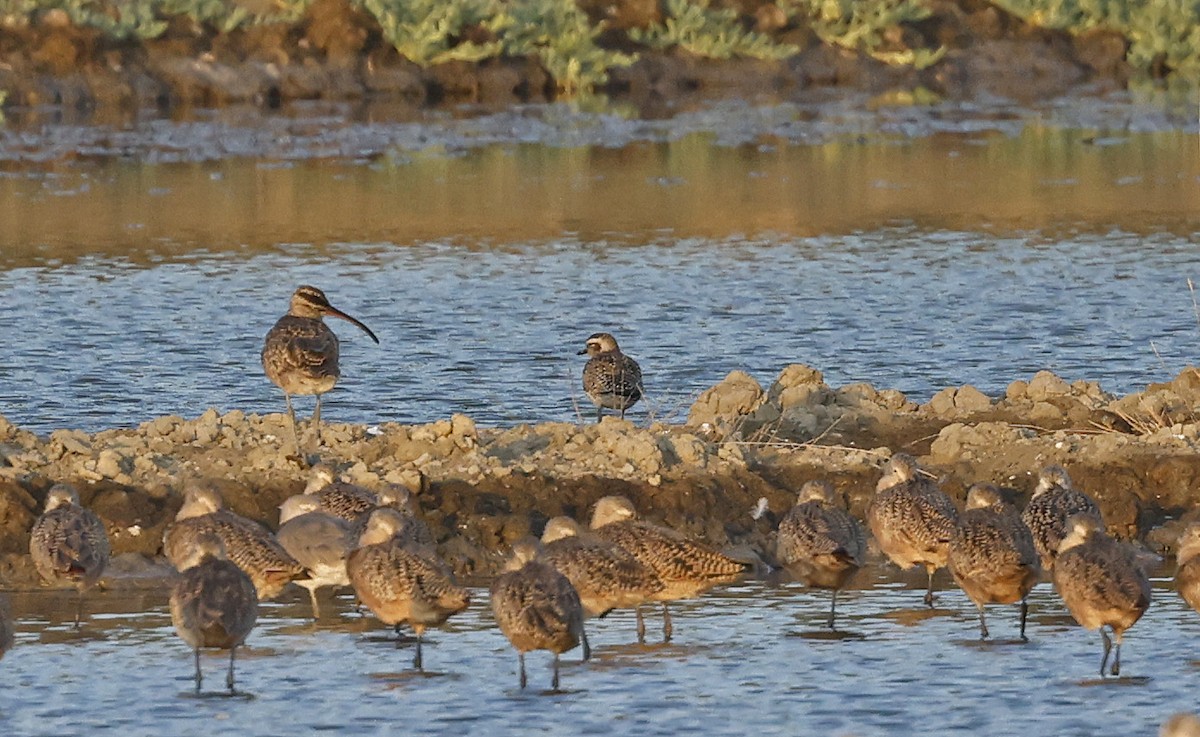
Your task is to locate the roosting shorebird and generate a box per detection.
[169,533,258,694]
[490,538,588,691]
[1176,522,1200,617]
[276,494,354,619]
[867,454,958,607]
[29,483,111,626]
[1022,465,1102,570]
[540,516,663,621]
[261,285,379,454]
[776,480,867,630]
[578,332,643,422]
[1053,513,1150,677]
[948,484,1041,640]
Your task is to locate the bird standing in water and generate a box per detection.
[29,483,111,627]
[262,285,379,455]
[578,332,643,422]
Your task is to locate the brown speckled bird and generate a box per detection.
[346,508,470,671]
[540,515,663,620]
[163,486,306,601]
[578,332,643,422]
[490,538,588,691]
[169,533,259,694]
[776,480,867,629]
[866,453,958,607]
[948,483,1041,640]
[1053,513,1150,677]
[1176,522,1200,617]
[303,463,382,522]
[590,495,748,643]
[1022,465,1102,570]
[29,483,111,626]
[261,285,379,453]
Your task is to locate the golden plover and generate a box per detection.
[590,495,748,643]
[540,515,664,620]
[1021,465,1102,570]
[163,485,306,600]
[346,508,470,671]
[169,533,259,694]
[276,494,354,619]
[29,483,111,626]
[866,454,958,607]
[1052,513,1150,677]
[947,483,1041,640]
[261,285,379,453]
[776,480,867,629]
[578,332,643,422]
[490,538,588,690]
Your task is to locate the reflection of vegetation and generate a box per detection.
[630,0,798,60]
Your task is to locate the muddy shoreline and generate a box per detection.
[2,363,1199,587]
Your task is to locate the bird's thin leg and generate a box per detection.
[74,588,84,628]
[194,648,202,693]
[924,566,936,608]
[1111,632,1122,677]
[312,395,323,446]
[827,590,838,630]
[308,587,320,620]
[662,602,673,643]
[595,406,602,423]
[552,653,561,691]
[581,627,591,661]
[284,394,300,455]
[227,646,237,694]
[1100,627,1113,677]
[636,604,646,644]
[519,653,527,689]
[1019,598,1029,642]
[978,605,989,640]
[413,631,423,671]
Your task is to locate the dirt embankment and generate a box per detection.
[2,363,1200,586]
[0,0,1131,117]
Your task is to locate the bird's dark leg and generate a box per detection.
[552,653,560,691]
[1111,632,1122,677]
[312,395,323,446]
[924,566,936,608]
[1100,627,1113,677]
[194,648,203,693]
[227,646,237,694]
[581,628,591,661]
[413,631,424,671]
[519,653,527,689]
[636,605,646,644]
[828,590,838,630]
[284,394,300,455]
[662,602,673,643]
[595,406,603,423]
[978,606,989,640]
[74,588,84,628]
[1019,598,1029,642]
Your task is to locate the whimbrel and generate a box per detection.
[578,332,643,422]
[29,483,111,626]
[276,494,354,618]
[346,508,470,670]
[1052,513,1150,677]
[163,486,306,600]
[169,533,258,694]
[1174,522,1200,616]
[1022,465,1102,570]
[776,480,867,629]
[490,538,588,690]
[540,515,663,620]
[866,454,958,607]
[947,483,1041,640]
[261,285,379,454]
[0,593,12,661]
[590,495,748,643]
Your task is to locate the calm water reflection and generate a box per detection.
[2,572,1196,736]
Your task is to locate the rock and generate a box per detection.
[1026,370,1071,401]
[926,385,992,418]
[686,370,765,429]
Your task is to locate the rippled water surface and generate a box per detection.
[2,572,1197,737]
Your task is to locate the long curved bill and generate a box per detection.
[325,306,380,344]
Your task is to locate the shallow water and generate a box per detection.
[2,571,1196,737]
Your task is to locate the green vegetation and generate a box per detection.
[629,0,797,60]
[498,0,635,93]
[783,0,946,68]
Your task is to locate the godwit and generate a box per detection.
[776,480,867,629]
[1021,465,1102,570]
[578,332,643,422]
[169,533,258,694]
[261,285,379,453]
[490,538,588,690]
[947,483,1041,640]
[29,483,111,626]
[866,453,958,607]
[1173,522,1200,616]
[589,495,748,643]
[540,515,663,620]
[303,463,381,522]
[276,494,354,619]
[163,485,306,600]
[1052,513,1150,677]
[346,508,470,670]
[0,593,12,661]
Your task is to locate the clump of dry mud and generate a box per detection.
[3,363,1200,587]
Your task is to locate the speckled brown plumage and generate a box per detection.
[948,483,1041,640]
[261,285,378,452]
[578,332,643,422]
[29,483,111,626]
[490,539,588,690]
[1022,465,1102,570]
[776,480,866,629]
[866,453,958,607]
[1053,514,1150,677]
[589,495,747,643]
[163,486,305,601]
[1176,522,1200,616]
[170,534,258,694]
[346,508,470,671]
[540,516,663,619]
